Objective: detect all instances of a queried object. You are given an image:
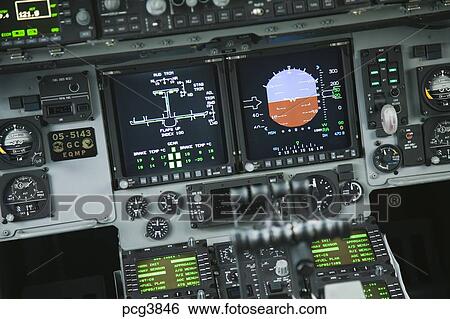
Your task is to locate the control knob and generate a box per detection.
[213,0,230,7]
[186,0,198,7]
[146,0,167,16]
[275,259,289,277]
[103,0,121,11]
[76,9,91,26]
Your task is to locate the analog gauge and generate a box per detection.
[427,119,450,165]
[306,175,335,212]
[158,191,180,214]
[1,173,50,222]
[423,67,450,111]
[341,181,363,204]
[0,123,34,163]
[373,144,402,173]
[146,216,170,240]
[125,195,149,220]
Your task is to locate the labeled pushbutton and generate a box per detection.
[388,62,399,85]
[369,65,381,87]
[377,55,387,63]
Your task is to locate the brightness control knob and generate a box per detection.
[186,0,198,7]
[275,259,290,277]
[103,0,121,11]
[76,9,91,26]
[146,0,167,16]
[213,0,230,7]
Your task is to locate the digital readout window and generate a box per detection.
[363,281,390,299]
[136,251,201,294]
[311,230,376,268]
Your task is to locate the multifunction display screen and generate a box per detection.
[311,230,376,268]
[111,64,229,177]
[235,45,352,161]
[136,252,201,294]
[0,0,61,40]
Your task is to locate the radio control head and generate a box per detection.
[103,0,121,11]
[146,0,167,16]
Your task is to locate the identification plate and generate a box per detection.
[49,127,97,161]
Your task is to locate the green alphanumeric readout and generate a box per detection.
[363,281,390,299]
[136,251,201,294]
[311,230,376,268]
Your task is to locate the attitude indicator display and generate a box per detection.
[233,43,357,169]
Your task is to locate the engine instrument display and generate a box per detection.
[136,251,201,294]
[0,170,51,222]
[423,117,450,165]
[0,0,61,42]
[311,230,376,268]
[105,62,233,188]
[232,42,358,170]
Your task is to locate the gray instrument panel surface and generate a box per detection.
[0,19,449,255]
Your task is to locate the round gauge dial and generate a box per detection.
[373,144,402,173]
[2,174,49,221]
[428,120,450,165]
[341,181,363,204]
[423,67,450,110]
[0,123,34,162]
[306,175,335,212]
[146,216,170,240]
[125,195,149,220]
[158,191,180,214]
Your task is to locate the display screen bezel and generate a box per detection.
[228,40,360,171]
[101,59,236,189]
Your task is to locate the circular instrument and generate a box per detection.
[427,119,450,165]
[125,195,149,220]
[2,174,49,222]
[306,175,335,212]
[373,144,402,173]
[422,66,450,111]
[146,216,170,240]
[158,191,180,214]
[340,181,363,204]
[0,123,34,163]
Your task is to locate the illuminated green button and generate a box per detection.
[12,30,25,37]
[27,28,38,36]
[388,67,398,73]
[51,27,60,33]
[389,78,398,84]
[378,57,387,63]
[371,81,380,87]
[370,70,379,75]
[1,32,11,38]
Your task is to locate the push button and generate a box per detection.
[322,0,335,9]
[189,14,202,26]
[174,15,187,28]
[307,0,321,11]
[218,10,231,22]
[204,12,216,24]
[233,8,245,20]
[274,2,288,15]
[293,0,307,13]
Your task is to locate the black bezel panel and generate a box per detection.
[101,59,236,190]
[229,40,360,173]
[121,240,217,299]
